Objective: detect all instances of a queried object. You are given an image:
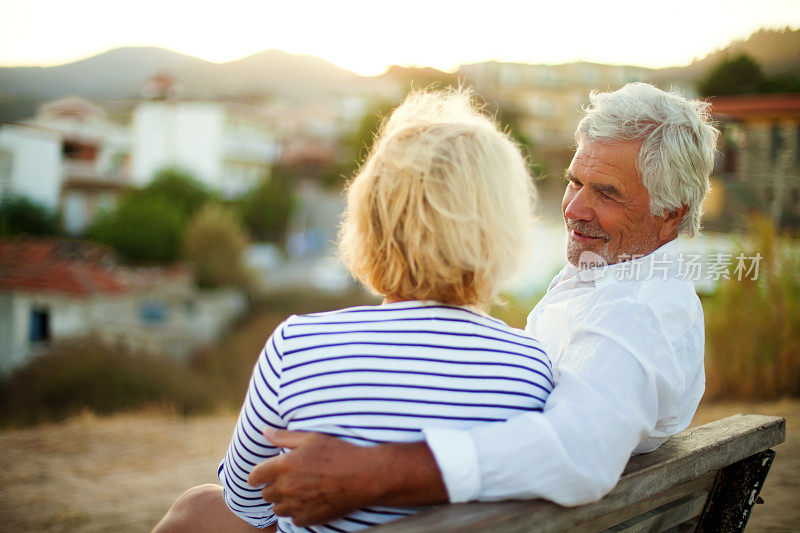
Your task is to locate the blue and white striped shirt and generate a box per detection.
[218,301,552,531]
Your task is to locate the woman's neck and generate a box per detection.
[381,295,488,314]
[382,295,410,305]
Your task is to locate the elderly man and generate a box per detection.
[154,82,718,531]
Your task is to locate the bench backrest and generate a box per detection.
[369,414,786,532]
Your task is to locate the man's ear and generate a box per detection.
[659,205,689,240]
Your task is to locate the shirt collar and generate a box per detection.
[558,239,680,289]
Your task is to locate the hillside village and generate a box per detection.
[1,28,799,373]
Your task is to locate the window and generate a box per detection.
[63,141,97,161]
[29,308,50,342]
[63,193,88,235]
[140,300,168,325]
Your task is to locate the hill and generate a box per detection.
[652,27,800,87]
[0,47,365,121]
[1,28,797,122]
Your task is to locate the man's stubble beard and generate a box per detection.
[565,218,663,267]
[565,220,611,266]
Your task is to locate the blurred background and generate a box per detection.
[0,1,798,531]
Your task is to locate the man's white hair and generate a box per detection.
[575,83,719,237]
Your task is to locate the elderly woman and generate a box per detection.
[154,89,552,532]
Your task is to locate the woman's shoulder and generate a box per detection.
[287,301,429,324]
[281,301,546,355]
[280,301,436,337]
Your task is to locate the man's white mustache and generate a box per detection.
[567,222,609,240]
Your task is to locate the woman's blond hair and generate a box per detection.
[339,88,536,307]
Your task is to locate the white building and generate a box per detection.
[459,61,650,149]
[21,96,131,235]
[0,124,62,211]
[8,85,283,237]
[131,99,281,198]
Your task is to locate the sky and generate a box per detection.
[0,0,798,76]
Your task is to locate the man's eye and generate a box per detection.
[568,180,581,189]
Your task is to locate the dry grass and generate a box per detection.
[0,400,796,532]
[702,218,800,401]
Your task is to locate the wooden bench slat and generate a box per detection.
[602,490,708,532]
[581,471,714,532]
[368,414,786,532]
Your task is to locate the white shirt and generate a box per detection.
[422,240,705,505]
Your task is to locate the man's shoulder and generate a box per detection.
[568,274,702,348]
[596,271,700,312]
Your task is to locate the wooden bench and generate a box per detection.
[370,414,786,532]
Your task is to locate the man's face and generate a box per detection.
[562,140,670,266]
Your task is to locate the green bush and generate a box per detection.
[241,168,296,244]
[88,194,183,262]
[143,167,215,220]
[182,203,252,289]
[87,167,215,263]
[0,196,59,236]
[698,53,800,96]
[0,336,214,427]
[703,217,800,400]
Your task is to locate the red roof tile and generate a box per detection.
[0,238,129,297]
[710,94,800,119]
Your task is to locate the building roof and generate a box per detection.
[0,238,129,297]
[710,94,800,120]
[280,138,338,166]
[37,95,107,121]
[0,238,194,297]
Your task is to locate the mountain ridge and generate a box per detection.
[1,28,797,122]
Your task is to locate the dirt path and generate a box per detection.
[0,410,233,532]
[0,401,796,532]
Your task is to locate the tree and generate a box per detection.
[699,53,800,96]
[492,101,543,177]
[763,72,800,93]
[347,101,397,164]
[88,195,183,263]
[320,101,398,189]
[87,168,216,263]
[182,203,252,289]
[326,87,542,189]
[493,103,533,151]
[698,54,782,96]
[142,167,214,221]
[242,168,296,244]
[0,196,59,236]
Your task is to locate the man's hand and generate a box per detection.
[248,429,448,527]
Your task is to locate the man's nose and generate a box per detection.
[564,187,594,222]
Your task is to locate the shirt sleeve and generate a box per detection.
[218,322,288,528]
[423,302,688,506]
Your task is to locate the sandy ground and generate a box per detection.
[689,400,799,532]
[0,400,796,532]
